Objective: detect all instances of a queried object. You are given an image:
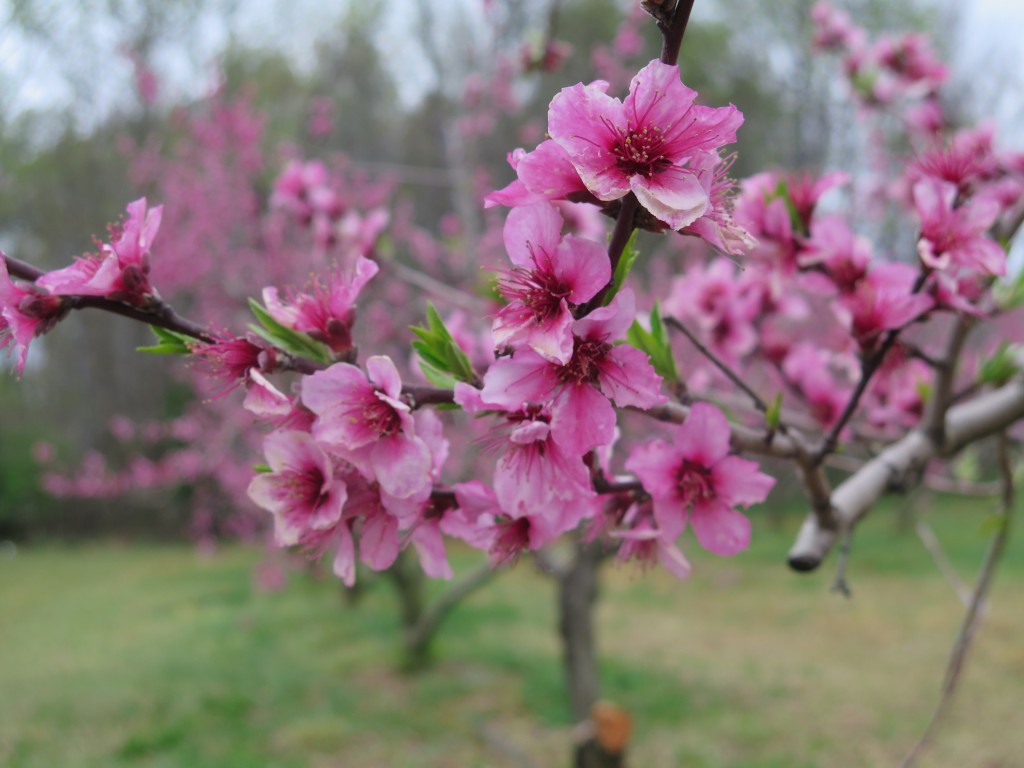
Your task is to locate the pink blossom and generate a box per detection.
[810,2,863,52]
[547,60,743,229]
[610,501,692,580]
[782,344,853,429]
[663,259,759,362]
[836,263,934,350]
[456,383,594,517]
[493,203,610,363]
[190,334,273,398]
[452,480,588,565]
[247,430,349,546]
[678,151,754,254]
[262,256,378,352]
[625,403,774,556]
[913,178,1005,276]
[798,216,871,294]
[481,289,666,456]
[302,356,431,500]
[38,198,163,304]
[484,141,591,209]
[0,257,66,376]
[733,173,799,271]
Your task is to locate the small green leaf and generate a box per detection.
[994,267,1024,310]
[626,303,678,384]
[766,392,783,430]
[977,343,1021,388]
[252,463,272,474]
[409,303,477,386]
[770,179,805,236]
[602,230,641,306]
[978,512,1007,536]
[247,298,332,363]
[137,325,192,355]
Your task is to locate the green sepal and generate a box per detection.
[137,325,194,355]
[626,303,678,384]
[977,342,1020,388]
[603,230,641,306]
[410,303,477,386]
[247,298,332,364]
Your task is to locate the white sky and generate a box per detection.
[0,0,1021,138]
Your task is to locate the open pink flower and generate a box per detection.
[548,59,743,229]
[914,178,1005,276]
[481,289,665,456]
[247,430,349,546]
[38,198,163,304]
[625,403,775,556]
[302,356,431,500]
[484,142,591,209]
[836,263,934,350]
[263,255,378,352]
[493,203,609,363]
[190,333,274,398]
[453,480,590,566]
[610,500,692,580]
[0,257,65,376]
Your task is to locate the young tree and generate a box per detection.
[2,1,1022,765]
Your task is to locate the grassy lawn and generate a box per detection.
[1,494,1022,767]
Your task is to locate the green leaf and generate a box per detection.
[766,392,783,430]
[136,325,193,355]
[994,267,1024,310]
[626,303,678,383]
[247,298,332,363]
[770,179,805,236]
[252,464,272,474]
[602,229,641,306]
[978,512,1007,536]
[409,303,477,386]
[977,342,1020,387]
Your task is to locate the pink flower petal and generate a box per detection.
[690,499,751,556]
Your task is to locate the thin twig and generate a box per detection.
[900,433,1016,768]
[915,520,972,608]
[665,315,770,414]
[829,530,854,597]
[814,271,931,464]
[388,260,488,314]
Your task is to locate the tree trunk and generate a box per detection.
[558,540,602,722]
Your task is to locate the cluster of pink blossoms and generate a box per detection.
[811,2,947,112]
[486,59,751,254]
[234,62,776,581]
[0,198,164,376]
[653,23,1021,437]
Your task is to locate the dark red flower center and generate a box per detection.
[558,337,611,386]
[611,123,672,179]
[365,396,402,437]
[676,460,714,504]
[499,254,572,323]
[491,517,531,565]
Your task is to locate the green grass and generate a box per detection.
[1,496,1022,767]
